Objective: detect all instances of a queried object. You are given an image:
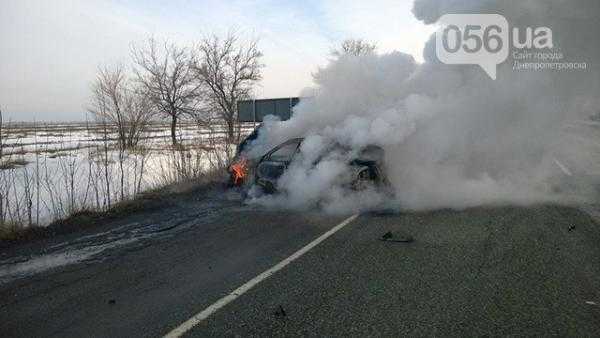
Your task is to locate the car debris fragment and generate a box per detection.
[273,305,287,318]
[379,231,414,243]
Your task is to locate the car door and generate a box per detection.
[256,138,302,184]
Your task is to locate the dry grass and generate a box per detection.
[0,158,29,170]
[0,221,26,241]
[0,193,166,243]
[0,168,227,244]
[0,118,241,246]
[0,221,49,242]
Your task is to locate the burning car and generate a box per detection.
[227,126,262,187]
[229,136,388,194]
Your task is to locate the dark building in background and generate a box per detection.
[237,97,301,123]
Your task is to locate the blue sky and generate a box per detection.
[0,0,434,121]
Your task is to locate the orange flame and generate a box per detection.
[230,158,248,186]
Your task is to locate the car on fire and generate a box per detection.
[229,136,389,194]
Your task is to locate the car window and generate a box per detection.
[268,140,300,162]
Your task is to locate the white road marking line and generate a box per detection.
[163,214,360,338]
[553,157,573,176]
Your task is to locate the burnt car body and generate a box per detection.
[254,138,388,194]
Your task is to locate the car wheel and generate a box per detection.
[352,167,378,191]
[262,181,277,194]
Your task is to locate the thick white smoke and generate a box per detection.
[246,0,600,213]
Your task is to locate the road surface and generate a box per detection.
[1,185,600,337]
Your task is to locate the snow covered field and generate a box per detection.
[0,121,254,226]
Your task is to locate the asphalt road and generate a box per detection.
[1,186,600,337]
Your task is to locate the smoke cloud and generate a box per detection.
[246,0,600,213]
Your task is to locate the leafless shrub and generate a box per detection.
[85,145,101,210]
[99,117,113,209]
[203,118,232,171]
[21,165,34,226]
[123,90,154,148]
[34,121,40,225]
[151,145,204,188]
[131,146,149,195]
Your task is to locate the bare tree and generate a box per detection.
[122,88,154,148]
[132,38,200,146]
[331,38,377,57]
[89,65,153,150]
[193,32,263,143]
[89,65,127,148]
